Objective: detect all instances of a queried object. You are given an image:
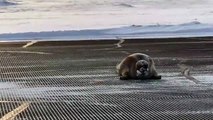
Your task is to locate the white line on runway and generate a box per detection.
[22,41,38,48]
[115,37,125,48]
[0,102,30,120]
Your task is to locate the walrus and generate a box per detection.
[116,53,161,80]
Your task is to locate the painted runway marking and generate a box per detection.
[0,102,30,120]
[22,41,38,48]
[115,37,130,54]
[179,64,200,84]
[115,37,125,48]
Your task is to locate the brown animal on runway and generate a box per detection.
[116,53,161,80]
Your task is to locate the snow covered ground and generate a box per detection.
[0,0,213,40]
[0,21,213,41]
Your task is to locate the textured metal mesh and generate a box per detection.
[0,39,213,120]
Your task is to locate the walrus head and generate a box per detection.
[136,60,149,77]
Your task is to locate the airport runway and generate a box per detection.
[0,37,213,119]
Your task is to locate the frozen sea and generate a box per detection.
[0,0,213,41]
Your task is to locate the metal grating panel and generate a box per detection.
[0,39,213,120]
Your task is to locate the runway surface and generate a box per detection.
[0,37,213,119]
